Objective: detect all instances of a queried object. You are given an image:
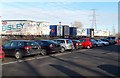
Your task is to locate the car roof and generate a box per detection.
[54,39,71,40]
[36,40,53,41]
[10,40,35,42]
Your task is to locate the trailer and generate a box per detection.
[50,25,57,37]
[77,28,94,37]
[2,20,50,36]
[50,25,69,37]
[69,27,77,37]
[37,21,50,36]
[2,20,39,35]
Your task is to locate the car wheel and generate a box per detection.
[15,51,22,59]
[103,43,105,46]
[94,44,97,47]
[61,47,65,53]
[86,46,90,49]
[40,49,47,56]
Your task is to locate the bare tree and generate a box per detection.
[72,21,83,29]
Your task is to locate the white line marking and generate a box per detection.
[1,61,18,65]
[2,49,89,65]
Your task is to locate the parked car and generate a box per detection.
[100,38,110,44]
[53,39,74,52]
[96,39,109,46]
[105,37,117,45]
[72,40,83,49]
[116,38,120,45]
[2,40,43,59]
[36,40,62,55]
[90,39,103,47]
[79,38,93,49]
[0,46,5,61]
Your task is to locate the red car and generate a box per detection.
[79,38,93,49]
[0,45,5,60]
[116,38,120,45]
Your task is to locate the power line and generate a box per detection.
[90,9,97,30]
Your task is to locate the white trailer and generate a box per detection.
[2,20,38,35]
[37,22,50,36]
[57,25,69,36]
[77,29,87,36]
[2,20,50,36]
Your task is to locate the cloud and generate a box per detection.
[1,5,118,33]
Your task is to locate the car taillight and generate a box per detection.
[79,43,82,45]
[24,46,32,50]
[49,44,54,48]
[76,43,79,46]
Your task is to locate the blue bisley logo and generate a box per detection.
[2,23,25,31]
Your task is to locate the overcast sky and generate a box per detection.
[0,1,118,34]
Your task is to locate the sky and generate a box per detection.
[0,2,118,34]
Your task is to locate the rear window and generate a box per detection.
[66,40,72,44]
[79,39,86,42]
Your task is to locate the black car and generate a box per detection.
[36,40,62,54]
[105,37,117,44]
[2,40,43,59]
[101,38,112,45]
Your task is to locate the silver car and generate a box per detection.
[53,39,74,52]
[91,39,103,47]
[96,39,109,46]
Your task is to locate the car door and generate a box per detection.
[51,41,61,51]
[57,40,66,48]
[28,41,41,55]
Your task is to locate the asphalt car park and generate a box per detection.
[1,44,119,77]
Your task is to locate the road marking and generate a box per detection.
[1,61,18,65]
[76,49,88,52]
[2,52,72,65]
[2,49,89,65]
